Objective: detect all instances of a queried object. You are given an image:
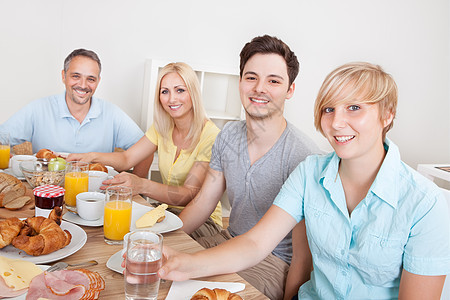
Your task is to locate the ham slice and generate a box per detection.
[26,269,105,300]
[0,275,27,298]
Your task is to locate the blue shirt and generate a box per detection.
[274,139,450,299]
[0,93,144,153]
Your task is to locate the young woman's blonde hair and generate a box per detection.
[314,62,398,140]
[153,62,208,152]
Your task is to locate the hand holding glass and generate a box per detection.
[125,231,163,300]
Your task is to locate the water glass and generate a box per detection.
[104,186,132,245]
[0,133,10,169]
[125,230,163,300]
[64,161,89,213]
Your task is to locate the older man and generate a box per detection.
[0,49,151,177]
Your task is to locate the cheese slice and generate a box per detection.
[136,204,168,228]
[0,255,43,290]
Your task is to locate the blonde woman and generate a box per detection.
[68,62,223,232]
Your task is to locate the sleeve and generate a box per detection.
[144,124,159,146]
[273,159,308,223]
[0,103,36,146]
[111,106,144,150]
[209,125,227,172]
[403,191,450,275]
[195,123,220,163]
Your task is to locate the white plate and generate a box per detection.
[106,250,124,274]
[0,221,87,264]
[63,211,103,227]
[166,280,245,300]
[106,202,183,274]
[131,202,183,233]
[9,265,49,300]
[106,166,119,177]
[0,168,25,180]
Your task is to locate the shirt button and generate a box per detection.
[341,249,345,255]
[341,271,347,276]
[314,211,320,217]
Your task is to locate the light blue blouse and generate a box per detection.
[274,138,450,299]
[0,93,143,153]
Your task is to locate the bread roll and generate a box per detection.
[88,163,108,173]
[190,288,243,300]
[36,149,57,161]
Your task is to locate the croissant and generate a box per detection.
[48,206,63,226]
[12,214,72,256]
[190,288,243,300]
[89,163,108,173]
[36,149,57,161]
[0,217,24,248]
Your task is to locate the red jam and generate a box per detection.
[33,185,65,210]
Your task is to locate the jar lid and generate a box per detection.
[33,185,65,198]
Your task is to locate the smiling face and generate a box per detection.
[239,53,294,120]
[159,72,193,121]
[320,92,393,162]
[62,56,100,106]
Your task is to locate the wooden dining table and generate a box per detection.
[0,190,268,299]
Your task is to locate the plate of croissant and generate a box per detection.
[0,207,87,264]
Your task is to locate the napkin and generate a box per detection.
[165,280,245,300]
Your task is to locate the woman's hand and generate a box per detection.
[102,172,146,195]
[67,152,96,163]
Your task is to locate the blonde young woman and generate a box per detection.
[157,62,450,300]
[68,62,223,232]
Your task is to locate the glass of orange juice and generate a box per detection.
[0,133,10,169]
[104,186,132,245]
[64,161,89,213]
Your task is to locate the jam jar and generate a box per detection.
[33,184,65,218]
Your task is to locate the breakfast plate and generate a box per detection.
[106,202,183,274]
[9,265,50,300]
[0,168,25,180]
[106,250,124,274]
[131,202,183,233]
[166,280,245,300]
[63,211,104,227]
[106,165,119,177]
[0,221,87,264]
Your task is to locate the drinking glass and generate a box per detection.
[0,133,10,169]
[64,161,89,213]
[104,186,132,245]
[125,230,163,300]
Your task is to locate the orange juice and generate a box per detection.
[64,172,89,207]
[104,200,132,241]
[0,145,10,169]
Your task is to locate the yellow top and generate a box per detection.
[146,120,222,226]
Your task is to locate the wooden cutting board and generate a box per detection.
[0,187,35,219]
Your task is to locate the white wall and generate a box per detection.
[1,0,449,171]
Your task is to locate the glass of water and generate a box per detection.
[125,230,163,300]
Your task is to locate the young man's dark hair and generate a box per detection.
[239,35,299,87]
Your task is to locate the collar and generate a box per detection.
[370,138,401,208]
[320,138,401,210]
[58,92,102,122]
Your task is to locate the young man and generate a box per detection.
[179,35,321,299]
[0,49,151,177]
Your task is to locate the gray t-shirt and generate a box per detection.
[210,120,321,263]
